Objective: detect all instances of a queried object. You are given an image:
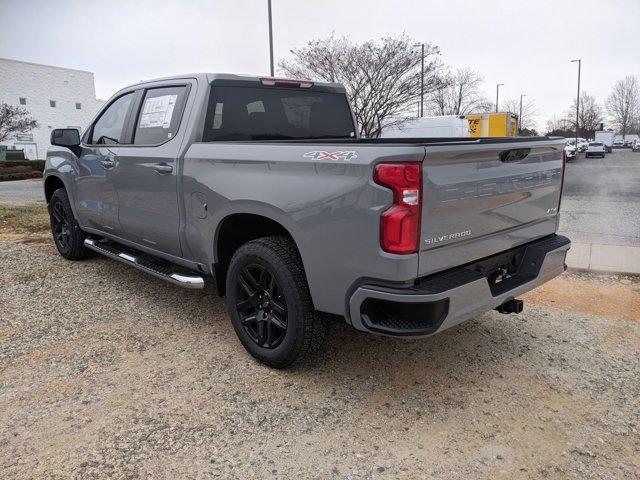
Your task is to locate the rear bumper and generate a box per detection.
[348,234,571,337]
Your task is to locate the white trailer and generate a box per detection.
[381,115,470,138]
[595,131,615,153]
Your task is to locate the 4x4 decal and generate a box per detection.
[303,151,357,161]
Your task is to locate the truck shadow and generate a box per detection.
[85,254,530,406]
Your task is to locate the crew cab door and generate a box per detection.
[112,84,191,257]
[75,92,136,233]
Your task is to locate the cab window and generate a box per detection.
[133,86,188,145]
[90,93,134,145]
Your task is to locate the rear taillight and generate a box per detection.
[374,162,422,254]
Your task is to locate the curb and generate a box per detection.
[565,241,640,275]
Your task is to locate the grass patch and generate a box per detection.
[0,203,50,234]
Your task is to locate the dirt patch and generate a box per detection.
[523,271,640,323]
[0,202,49,235]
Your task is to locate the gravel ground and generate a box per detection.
[1,233,639,479]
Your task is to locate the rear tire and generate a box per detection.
[48,188,91,260]
[226,236,328,368]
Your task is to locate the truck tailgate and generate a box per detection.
[418,138,565,277]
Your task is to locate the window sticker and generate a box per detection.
[139,94,177,129]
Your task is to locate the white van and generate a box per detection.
[381,115,470,138]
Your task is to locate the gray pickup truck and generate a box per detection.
[45,73,570,367]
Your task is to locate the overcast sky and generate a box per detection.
[1,0,639,130]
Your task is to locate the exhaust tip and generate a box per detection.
[495,298,524,314]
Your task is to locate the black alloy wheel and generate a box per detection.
[235,264,288,349]
[48,188,91,260]
[51,201,71,250]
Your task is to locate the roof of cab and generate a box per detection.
[112,73,345,96]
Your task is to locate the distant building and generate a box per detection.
[0,58,105,159]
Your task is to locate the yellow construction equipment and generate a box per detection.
[465,112,518,137]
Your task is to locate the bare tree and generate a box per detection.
[0,103,38,143]
[565,92,603,139]
[502,97,538,131]
[606,76,639,140]
[279,35,446,137]
[545,115,574,137]
[427,68,492,116]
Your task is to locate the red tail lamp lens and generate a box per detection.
[373,162,422,254]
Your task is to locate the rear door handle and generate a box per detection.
[154,163,173,174]
[101,158,115,169]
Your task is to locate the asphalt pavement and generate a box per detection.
[0,178,44,203]
[560,148,640,247]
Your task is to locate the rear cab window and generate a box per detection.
[202,85,355,141]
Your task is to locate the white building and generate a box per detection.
[0,58,105,159]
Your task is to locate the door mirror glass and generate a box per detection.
[51,128,80,148]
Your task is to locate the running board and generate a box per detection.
[84,238,205,289]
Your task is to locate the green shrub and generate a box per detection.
[29,160,46,172]
[0,160,45,172]
[0,165,33,175]
[0,171,42,182]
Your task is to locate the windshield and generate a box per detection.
[202,86,356,141]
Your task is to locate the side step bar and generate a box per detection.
[84,238,205,289]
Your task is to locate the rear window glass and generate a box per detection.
[589,142,602,146]
[202,86,355,141]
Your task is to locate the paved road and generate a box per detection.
[559,149,640,246]
[0,178,44,202]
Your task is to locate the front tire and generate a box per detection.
[226,236,328,368]
[48,188,91,260]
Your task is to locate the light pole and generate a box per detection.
[268,0,274,76]
[571,59,581,151]
[495,83,504,113]
[519,94,526,135]
[413,43,425,117]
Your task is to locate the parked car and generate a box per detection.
[632,139,640,152]
[576,138,589,152]
[586,142,606,158]
[564,144,576,161]
[613,139,625,148]
[44,73,570,368]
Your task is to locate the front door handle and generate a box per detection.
[101,158,115,169]
[154,163,173,174]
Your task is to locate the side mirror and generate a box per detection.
[51,128,80,148]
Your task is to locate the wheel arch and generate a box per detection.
[44,174,67,204]
[212,211,300,296]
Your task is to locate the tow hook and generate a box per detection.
[495,298,524,314]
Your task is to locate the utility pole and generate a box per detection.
[519,94,526,135]
[413,43,425,117]
[571,59,581,151]
[495,84,504,113]
[268,0,274,76]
